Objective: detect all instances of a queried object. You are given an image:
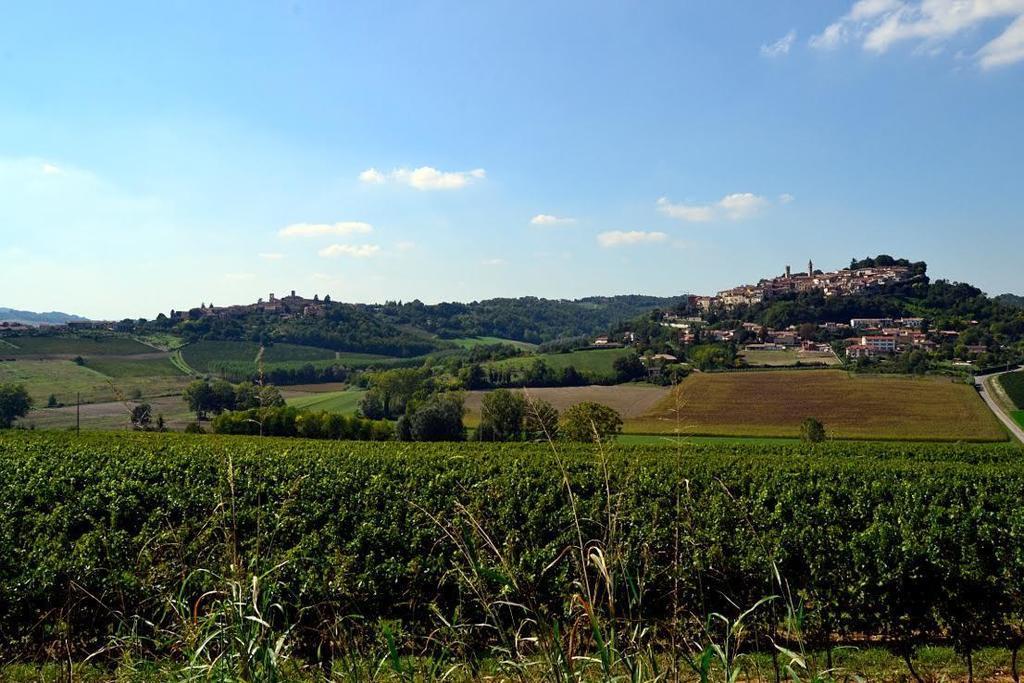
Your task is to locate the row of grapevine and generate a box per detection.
[1,431,1023,670]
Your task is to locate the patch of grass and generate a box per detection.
[637,369,1007,442]
[617,433,803,446]
[287,388,366,415]
[1014,410,1024,429]
[998,370,1024,409]
[84,357,187,378]
[740,348,841,367]
[1,646,1020,682]
[0,359,191,406]
[137,333,186,351]
[450,336,537,350]
[1,334,155,356]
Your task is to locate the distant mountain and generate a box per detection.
[0,307,89,326]
[995,293,1024,310]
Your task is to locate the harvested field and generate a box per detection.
[635,369,1007,442]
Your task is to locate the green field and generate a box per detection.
[998,370,1024,409]
[487,347,632,379]
[84,356,188,378]
[181,340,338,372]
[451,336,537,350]
[1015,411,1024,428]
[1,359,191,406]
[0,334,156,356]
[286,387,366,415]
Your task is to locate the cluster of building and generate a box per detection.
[691,260,913,311]
[169,291,330,322]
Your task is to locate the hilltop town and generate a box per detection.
[693,257,924,311]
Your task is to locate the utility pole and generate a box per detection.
[76,392,80,435]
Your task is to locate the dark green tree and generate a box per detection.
[477,389,526,441]
[560,402,623,443]
[0,383,32,428]
[130,403,152,430]
[523,397,559,441]
[182,380,217,420]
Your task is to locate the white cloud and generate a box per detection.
[530,214,577,226]
[779,193,796,204]
[656,197,715,222]
[658,192,774,222]
[978,13,1024,67]
[718,192,769,220]
[358,168,385,184]
[761,29,797,57]
[597,230,668,247]
[481,258,505,265]
[395,241,416,252]
[359,166,486,190]
[811,0,1024,68]
[279,221,373,238]
[41,162,63,175]
[258,252,285,260]
[318,244,381,258]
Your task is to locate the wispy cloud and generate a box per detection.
[318,244,381,258]
[481,258,505,265]
[810,0,1024,68]
[358,168,386,184]
[656,198,715,222]
[779,193,796,204]
[530,214,577,226]
[359,166,486,190]
[395,241,416,252]
[40,162,63,175]
[657,192,775,223]
[597,230,668,247]
[280,221,373,237]
[761,29,797,57]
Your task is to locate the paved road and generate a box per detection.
[974,366,1024,444]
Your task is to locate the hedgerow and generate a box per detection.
[1,431,1023,671]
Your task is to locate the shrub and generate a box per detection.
[800,417,827,443]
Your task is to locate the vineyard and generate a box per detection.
[2,432,1024,680]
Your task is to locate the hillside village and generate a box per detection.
[624,258,1008,369]
[693,259,917,311]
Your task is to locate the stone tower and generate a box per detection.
[808,259,814,276]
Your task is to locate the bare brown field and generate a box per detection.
[635,369,1008,441]
[464,384,669,427]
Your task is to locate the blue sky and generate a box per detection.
[1,0,1022,320]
